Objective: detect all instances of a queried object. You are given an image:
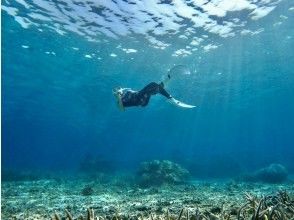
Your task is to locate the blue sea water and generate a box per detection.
[2,0,294,179]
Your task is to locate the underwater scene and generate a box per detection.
[2,0,294,219]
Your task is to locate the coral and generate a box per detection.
[52,208,95,220]
[254,163,288,183]
[241,164,288,184]
[238,191,294,220]
[137,160,189,187]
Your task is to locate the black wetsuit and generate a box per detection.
[121,82,171,107]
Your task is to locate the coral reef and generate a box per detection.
[254,164,288,183]
[241,164,288,184]
[137,160,189,187]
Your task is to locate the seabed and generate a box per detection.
[1,177,293,220]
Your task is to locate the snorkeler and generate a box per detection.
[113,65,196,110]
[113,82,172,110]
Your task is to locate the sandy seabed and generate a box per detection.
[1,179,293,220]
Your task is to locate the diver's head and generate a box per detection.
[113,87,123,96]
[113,87,125,111]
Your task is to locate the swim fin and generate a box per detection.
[168,97,196,108]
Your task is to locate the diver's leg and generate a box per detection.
[158,85,172,99]
[137,82,171,106]
[138,82,159,96]
[139,82,171,98]
[136,82,158,106]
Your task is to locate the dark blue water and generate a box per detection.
[2,0,294,178]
